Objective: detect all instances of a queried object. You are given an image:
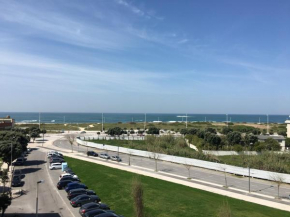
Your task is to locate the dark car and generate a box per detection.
[94,213,122,217]
[50,157,65,162]
[49,154,64,159]
[87,151,98,157]
[57,180,78,190]
[65,183,87,192]
[11,176,22,187]
[12,158,24,166]
[60,176,80,182]
[84,209,107,217]
[70,194,101,207]
[67,189,96,200]
[50,158,65,164]
[64,169,75,175]
[79,203,110,217]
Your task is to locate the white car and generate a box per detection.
[111,156,122,162]
[49,163,62,170]
[99,153,110,159]
[59,173,78,180]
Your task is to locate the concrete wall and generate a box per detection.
[202,151,258,156]
[77,138,290,183]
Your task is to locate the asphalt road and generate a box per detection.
[6,148,80,217]
[54,138,290,200]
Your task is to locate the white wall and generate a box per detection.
[77,138,290,183]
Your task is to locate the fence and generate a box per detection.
[76,137,290,183]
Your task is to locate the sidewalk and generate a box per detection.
[32,135,290,212]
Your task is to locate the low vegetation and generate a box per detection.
[89,135,220,163]
[64,156,290,217]
[219,152,290,173]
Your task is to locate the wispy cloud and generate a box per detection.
[0,51,178,94]
[115,0,163,20]
[0,1,134,51]
[177,39,189,44]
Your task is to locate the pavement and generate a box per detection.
[4,133,290,216]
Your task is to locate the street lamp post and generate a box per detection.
[248,167,251,193]
[36,180,44,217]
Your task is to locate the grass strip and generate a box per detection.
[64,156,290,217]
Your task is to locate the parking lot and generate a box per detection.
[6,147,123,217]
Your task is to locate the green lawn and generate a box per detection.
[64,157,290,217]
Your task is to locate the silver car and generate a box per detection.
[111,156,122,162]
[99,153,110,159]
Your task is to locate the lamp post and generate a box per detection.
[11,136,15,172]
[36,180,44,217]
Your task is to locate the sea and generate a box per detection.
[0,112,289,124]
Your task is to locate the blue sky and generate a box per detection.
[0,0,290,114]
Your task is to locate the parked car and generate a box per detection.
[12,158,24,166]
[87,151,98,157]
[49,155,64,161]
[11,175,22,187]
[50,158,65,164]
[49,162,62,170]
[47,151,58,157]
[79,203,110,217]
[95,213,123,217]
[60,176,80,182]
[65,183,88,192]
[59,173,78,180]
[84,209,116,217]
[70,194,101,207]
[67,189,96,200]
[111,156,122,162]
[49,154,64,159]
[57,180,78,190]
[27,148,32,152]
[99,153,110,159]
[80,131,86,134]
[64,167,75,174]
[13,169,22,176]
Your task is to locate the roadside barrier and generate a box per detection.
[76,137,290,183]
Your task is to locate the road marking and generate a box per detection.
[44,155,77,217]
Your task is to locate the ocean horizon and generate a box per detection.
[1,112,289,124]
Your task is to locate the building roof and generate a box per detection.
[257,135,285,140]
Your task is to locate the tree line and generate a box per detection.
[0,127,45,216]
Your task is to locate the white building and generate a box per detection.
[257,135,286,151]
[286,120,290,138]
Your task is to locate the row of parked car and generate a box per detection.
[11,148,32,187]
[47,151,66,170]
[87,151,122,162]
[48,151,123,217]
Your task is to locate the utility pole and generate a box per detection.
[63,116,65,124]
[186,114,188,128]
[267,114,269,134]
[39,112,40,129]
[144,113,146,130]
[102,113,104,132]
[248,167,251,193]
[226,114,228,127]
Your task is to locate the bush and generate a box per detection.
[147,127,160,135]
[233,144,243,152]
